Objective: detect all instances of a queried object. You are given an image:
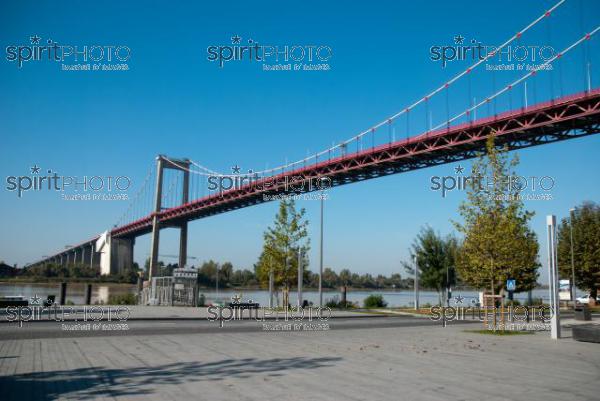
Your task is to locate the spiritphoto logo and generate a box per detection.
[206,34,332,71]
[4,295,131,328]
[5,164,131,199]
[206,165,332,198]
[429,35,554,71]
[429,305,553,331]
[5,35,131,71]
[430,164,554,200]
[207,296,332,329]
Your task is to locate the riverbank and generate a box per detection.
[0,278,136,284]
[1,283,555,308]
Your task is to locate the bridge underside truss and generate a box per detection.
[112,90,600,239]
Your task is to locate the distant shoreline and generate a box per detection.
[0,279,550,292]
[0,279,135,286]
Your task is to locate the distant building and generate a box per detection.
[0,263,17,277]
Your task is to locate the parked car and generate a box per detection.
[575,294,600,304]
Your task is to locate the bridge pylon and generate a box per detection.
[148,155,190,282]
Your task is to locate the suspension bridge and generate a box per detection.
[30,0,600,281]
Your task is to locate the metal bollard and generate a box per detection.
[59,282,67,305]
[84,284,92,305]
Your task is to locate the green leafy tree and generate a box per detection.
[219,262,233,286]
[255,199,310,303]
[454,136,539,297]
[322,267,339,288]
[197,260,219,287]
[557,202,600,299]
[339,269,352,286]
[403,226,458,304]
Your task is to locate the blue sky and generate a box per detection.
[1,0,599,283]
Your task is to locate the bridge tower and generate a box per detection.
[148,155,190,281]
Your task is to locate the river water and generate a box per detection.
[0,282,551,307]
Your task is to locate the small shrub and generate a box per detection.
[525,297,544,306]
[108,293,137,305]
[363,294,387,308]
[325,296,356,309]
[325,296,341,308]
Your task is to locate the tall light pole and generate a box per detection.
[297,249,303,307]
[569,208,576,306]
[319,188,324,307]
[284,252,289,307]
[268,255,274,308]
[547,215,561,339]
[446,263,450,307]
[414,254,419,310]
[215,265,219,300]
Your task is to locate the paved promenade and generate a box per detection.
[0,317,598,401]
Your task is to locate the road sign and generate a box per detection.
[506,279,516,291]
[559,279,571,301]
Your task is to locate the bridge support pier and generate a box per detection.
[178,162,190,269]
[82,245,96,270]
[148,155,190,281]
[110,237,134,274]
[96,232,134,276]
[148,156,165,281]
[179,223,188,269]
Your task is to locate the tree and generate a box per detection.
[339,269,352,286]
[403,226,458,304]
[197,260,219,287]
[454,136,539,297]
[255,199,310,305]
[557,202,600,299]
[388,273,403,289]
[220,262,233,285]
[322,268,339,288]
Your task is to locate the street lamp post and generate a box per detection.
[319,189,324,307]
[546,215,561,339]
[569,208,576,306]
[268,255,274,308]
[215,265,219,300]
[446,264,450,307]
[284,253,289,307]
[297,249,303,307]
[414,254,419,310]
